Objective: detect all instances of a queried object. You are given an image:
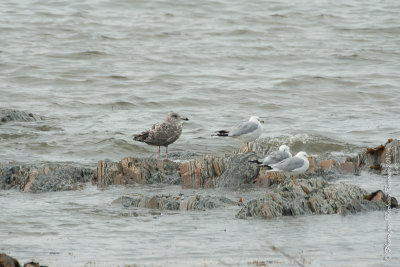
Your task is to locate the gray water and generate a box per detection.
[1,0,400,266]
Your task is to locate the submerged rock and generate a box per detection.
[236,178,398,219]
[0,162,94,192]
[0,109,42,123]
[117,194,237,211]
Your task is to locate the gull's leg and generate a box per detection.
[291,175,298,185]
[166,146,168,160]
[247,142,254,152]
[158,146,160,159]
[276,173,283,183]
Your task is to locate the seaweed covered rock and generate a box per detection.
[0,162,93,192]
[236,178,398,219]
[350,138,400,172]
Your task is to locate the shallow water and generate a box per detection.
[1,0,400,266]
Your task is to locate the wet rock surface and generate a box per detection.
[0,162,94,193]
[236,178,398,219]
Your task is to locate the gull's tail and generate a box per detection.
[249,160,273,169]
[133,131,149,143]
[212,130,229,137]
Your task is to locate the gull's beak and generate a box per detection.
[181,117,189,121]
[258,119,264,123]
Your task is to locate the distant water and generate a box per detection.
[1,0,400,266]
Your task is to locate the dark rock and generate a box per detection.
[0,253,21,267]
[0,163,94,192]
[236,178,396,219]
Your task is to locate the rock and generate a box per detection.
[0,253,20,267]
[254,171,280,187]
[0,109,42,123]
[364,190,399,208]
[340,161,358,174]
[319,159,339,170]
[97,140,372,189]
[179,155,226,189]
[307,156,318,172]
[96,157,181,188]
[97,152,260,189]
[120,194,236,211]
[0,163,94,192]
[216,153,260,188]
[236,178,397,219]
[351,139,400,172]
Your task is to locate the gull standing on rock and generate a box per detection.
[212,116,264,152]
[264,151,309,184]
[250,145,292,166]
[133,112,188,160]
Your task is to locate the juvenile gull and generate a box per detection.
[264,151,309,184]
[133,112,188,160]
[212,116,264,152]
[250,145,292,166]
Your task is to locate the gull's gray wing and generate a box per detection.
[229,121,259,137]
[271,157,304,172]
[261,151,290,165]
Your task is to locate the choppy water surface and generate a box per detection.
[1,0,400,163]
[1,0,400,266]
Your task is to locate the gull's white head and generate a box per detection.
[249,116,264,123]
[279,145,290,153]
[295,151,308,158]
[167,112,189,122]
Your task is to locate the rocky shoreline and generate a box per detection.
[1,138,399,220]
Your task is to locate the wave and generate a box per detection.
[257,134,362,160]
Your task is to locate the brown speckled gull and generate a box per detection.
[133,112,188,159]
